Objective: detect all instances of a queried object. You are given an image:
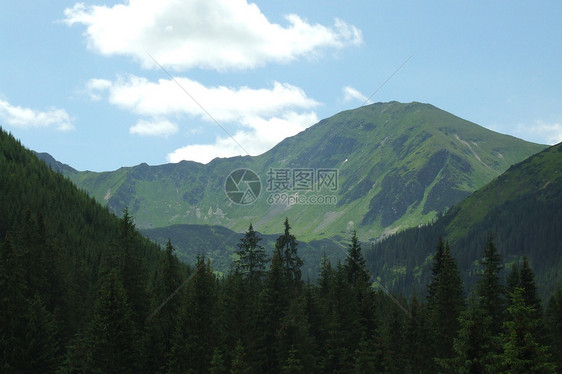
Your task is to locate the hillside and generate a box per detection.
[364,142,562,298]
[46,102,546,241]
[0,128,182,371]
[140,223,347,279]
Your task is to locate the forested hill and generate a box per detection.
[365,142,562,299]
[0,128,185,371]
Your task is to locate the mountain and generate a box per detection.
[41,102,545,241]
[364,142,562,298]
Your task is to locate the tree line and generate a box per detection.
[2,212,561,373]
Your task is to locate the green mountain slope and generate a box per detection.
[364,142,562,298]
[0,128,169,353]
[44,102,545,241]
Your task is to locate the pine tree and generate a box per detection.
[0,234,29,372]
[254,251,288,373]
[168,256,217,374]
[274,218,303,285]
[209,347,228,374]
[427,236,445,306]
[230,340,250,374]
[235,224,268,283]
[144,239,183,373]
[117,209,149,331]
[276,296,317,373]
[545,285,562,372]
[500,288,556,373]
[22,293,60,373]
[281,346,304,374]
[475,234,505,336]
[83,270,139,374]
[438,297,499,373]
[430,242,465,360]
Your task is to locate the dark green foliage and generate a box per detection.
[168,256,217,374]
[83,270,139,374]
[545,285,562,372]
[22,294,60,373]
[429,242,465,360]
[235,223,268,283]
[275,218,303,285]
[500,288,556,373]
[475,234,505,335]
[1,128,562,373]
[438,297,499,373]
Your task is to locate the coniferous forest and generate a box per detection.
[1,128,562,373]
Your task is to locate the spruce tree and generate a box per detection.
[0,234,29,372]
[235,224,268,283]
[430,242,465,360]
[438,297,499,373]
[255,251,288,373]
[168,256,217,374]
[475,234,505,336]
[83,270,138,374]
[427,236,445,306]
[500,288,556,373]
[545,285,562,372]
[274,218,303,284]
[22,293,60,373]
[230,340,250,374]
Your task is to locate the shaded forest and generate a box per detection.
[1,129,561,373]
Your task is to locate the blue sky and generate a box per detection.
[1,0,561,171]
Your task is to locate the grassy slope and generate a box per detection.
[48,102,545,242]
[364,142,562,298]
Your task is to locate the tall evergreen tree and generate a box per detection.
[83,270,139,374]
[427,236,445,306]
[255,251,288,373]
[500,288,556,373]
[430,242,465,360]
[545,285,562,373]
[235,224,268,283]
[274,218,303,284]
[168,256,217,374]
[144,239,184,373]
[22,293,60,373]
[438,297,499,374]
[476,234,505,336]
[0,234,29,373]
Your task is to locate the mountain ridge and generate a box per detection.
[38,102,546,241]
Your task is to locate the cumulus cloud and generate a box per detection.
[0,99,74,131]
[517,121,562,145]
[87,75,320,161]
[129,118,178,137]
[63,0,362,71]
[167,111,319,164]
[342,86,370,104]
[88,75,319,119]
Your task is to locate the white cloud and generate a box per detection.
[519,121,562,145]
[63,0,362,71]
[342,86,370,104]
[167,111,318,164]
[87,75,320,160]
[90,75,319,120]
[130,118,178,137]
[0,99,74,131]
[85,78,112,101]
